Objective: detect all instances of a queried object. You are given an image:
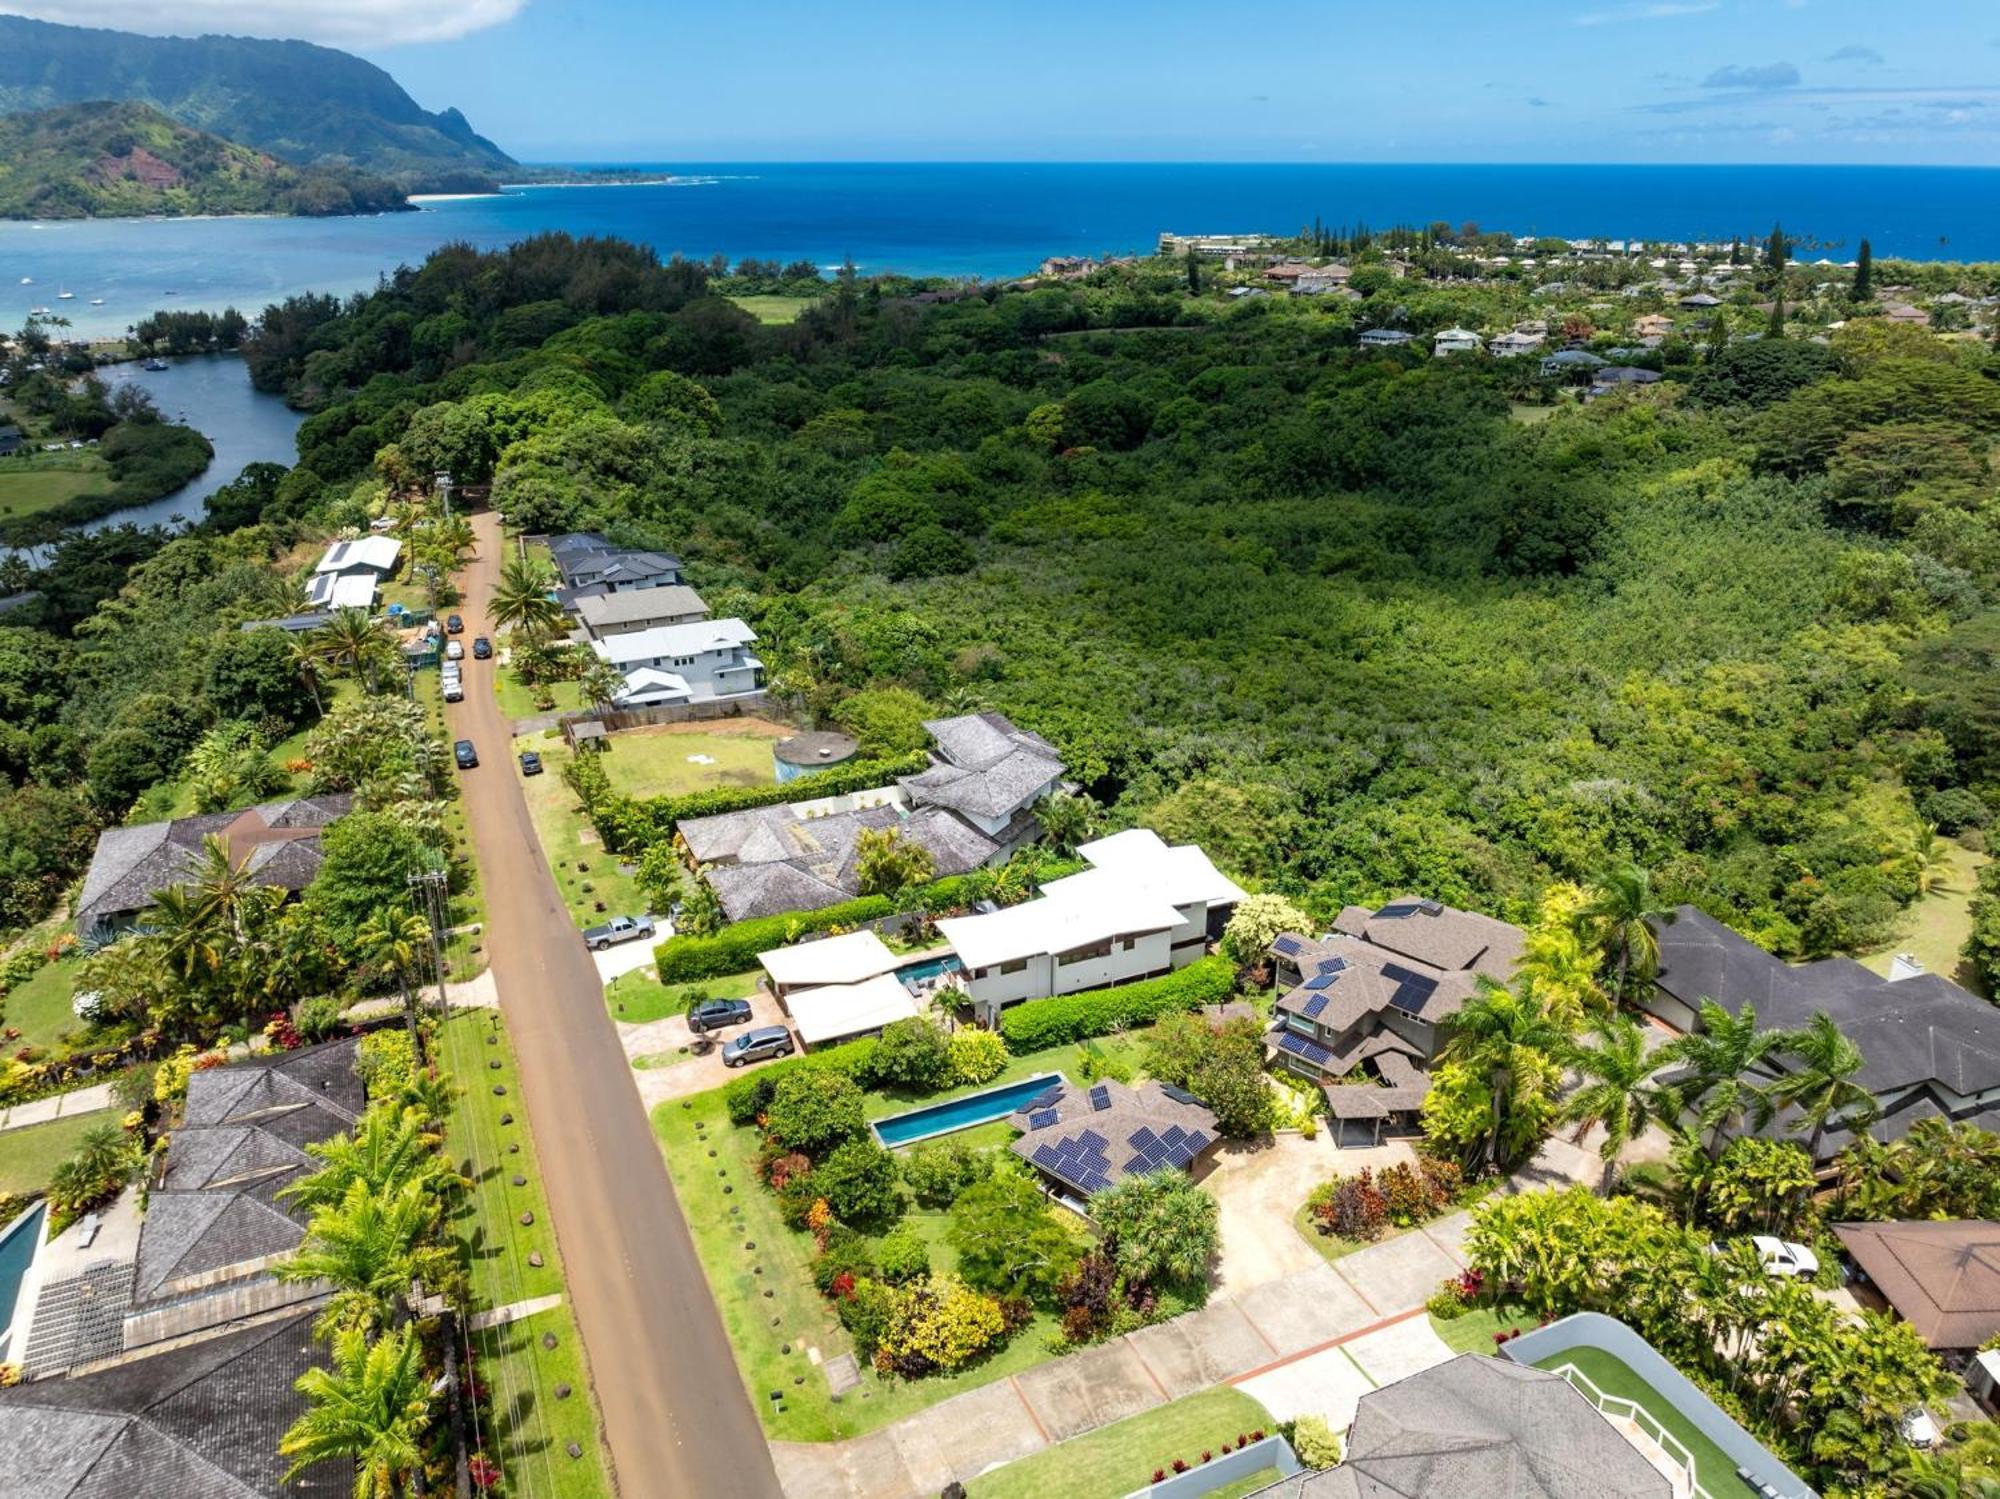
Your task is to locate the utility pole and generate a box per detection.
[407,864,452,1026]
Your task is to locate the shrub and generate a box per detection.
[874,1225,931,1284]
[812,1226,876,1295]
[870,1018,951,1093]
[1310,1169,1389,1242]
[1291,1414,1342,1469]
[763,1071,867,1158]
[901,1137,994,1208]
[951,1168,1082,1301]
[999,957,1234,1052]
[946,1027,1006,1087]
[1091,1170,1220,1287]
[356,1029,417,1094]
[836,1276,895,1357]
[775,1172,824,1231]
[294,996,344,1044]
[46,1122,140,1218]
[722,1037,878,1127]
[872,1273,1009,1377]
[1221,892,1313,963]
[815,1138,904,1228]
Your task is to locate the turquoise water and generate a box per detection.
[872,1071,1063,1148]
[0,1200,47,1358]
[893,954,963,986]
[8,162,2000,341]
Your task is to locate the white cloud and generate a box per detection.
[0,0,525,47]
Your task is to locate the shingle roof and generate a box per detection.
[900,713,1066,822]
[0,1309,352,1497]
[75,795,353,934]
[1359,897,1524,978]
[1007,1078,1219,1197]
[573,585,709,630]
[1832,1220,2000,1349]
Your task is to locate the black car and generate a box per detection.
[722,1026,795,1067]
[519,750,544,776]
[454,739,478,769]
[689,997,754,1034]
[472,635,493,660]
[445,613,464,634]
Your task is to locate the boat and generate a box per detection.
[56,286,73,300]
[29,305,48,315]
[142,358,169,372]
[16,277,28,285]
[89,298,105,306]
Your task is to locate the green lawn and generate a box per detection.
[592,720,789,799]
[1532,1345,1741,1499]
[726,294,819,325]
[1860,841,1990,995]
[0,1109,119,1196]
[494,671,583,722]
[436,1009,612,1498]
[653,1086,1069,1442]
[607,967,759,1026]
[861,1034,1140,1124]
[965,1387,1273,1499]
[512,736,649,929]
[2,958,80,1055]
[1429,1301,1540,1356]
[0,448,110,519]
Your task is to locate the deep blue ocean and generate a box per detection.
[3,161,1997,339]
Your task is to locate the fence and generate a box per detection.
[1547,1361,1715,1499]
[1120,1434,1301,1499]
[555,693,771,734]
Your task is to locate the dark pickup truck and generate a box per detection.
[583,914,655,951]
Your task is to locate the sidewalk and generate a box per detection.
[0,1081,115,1132]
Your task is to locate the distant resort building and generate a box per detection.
[1357,328,1414,349]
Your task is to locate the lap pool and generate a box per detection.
[872,1072,1064,1148]
[0,1200,47,1361]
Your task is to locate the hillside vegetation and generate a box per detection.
[0,14,511,189]
[0,101,409,219]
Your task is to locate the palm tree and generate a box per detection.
[283,1102,460,1213]
[1770,1010,1879,1162]
[489,554,563,638]
[579,657,625,708]
[1563,1015,1671,1191]
[288,631,326,716]
[1913,823,1954,897]
[313,608,397,693]
[275,1178,455,1336]
[1577,863,1673,999]
[1661,999,1784,1156]
[1439,979,1568,1171]
[355,907,435,1050]
[280,1322,433,1499]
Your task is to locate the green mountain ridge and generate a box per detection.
[0,15,513,190]
[0,100,412,220]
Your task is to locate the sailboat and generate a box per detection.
[89,297,105,306]
[17,276,29,285]
[56,285,73,300]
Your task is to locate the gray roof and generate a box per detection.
[0,1309,351,1497]
[1653,907,2000,1114]
[691,803,999,922]
[571,584,709,629]
[1339,897,1524,980]
[75,795,353,935]
[549,538,682,590]
[1007,1077,1218,1196]
[900,713,1065,823]
[1266,1354,1672,1498]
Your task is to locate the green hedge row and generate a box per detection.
[594,750,932,853]
[999,956,1237,1053]
[722,1036,879,1124]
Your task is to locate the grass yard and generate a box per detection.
[606,967,759,1026]
[2,958,80,1054]
[0,448,110,519]
[653,1086,1068,1442]
[592,719,790,798]
[1507,401,1558,425]
[1429,1301,1540,1356]
[861,1033,1143,1124]
[964,1387,1273,1499]
[512,736,649,929]
[0,1109,119,1196]
[437,1010,612,1498]
[1532,1345,1740,1498]
[726,294,819,325]
[1860,840,1990,995]
[494,670,583,722]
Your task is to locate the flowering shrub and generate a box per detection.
[1309,1169,1388,1242]
[945,1027,1006,1086]
[871,1273,1007,1377]
[468,1454,501,1491]
[762,1150,812,1190]
[264,1011,303,1051]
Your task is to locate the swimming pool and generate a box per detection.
[872,1072,1064,1148]
[0,1200,47,1361]
[894,953,963,987]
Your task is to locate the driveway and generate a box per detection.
[451,512,779,1499]
[1200,1130,1415,1294]
[618,987,796,1109]
[593,930,670,984]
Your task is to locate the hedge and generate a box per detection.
[593,750,932,853]
[999,956,1236,1053]
[722,1036,879,1124]
[652,856,1086,984]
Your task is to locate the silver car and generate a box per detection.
[721,1026,795,1068]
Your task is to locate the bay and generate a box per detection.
[3,162,1998,341]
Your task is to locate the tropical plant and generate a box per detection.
[354,906,434,1049]
[46,1121,140,1217]
[311,608,399,693]
[1034,791,1102,857]
[1089,1169,1219,1286]
[282,1102,460,1213]
[1661,999,1784,1156]
[1563,1015,1672,1190]
[1576,863,1671,997]
[1435,978,1567,1171]
[579,657,625,708]
[488,554,564,638]
[274,1178,455,1336]
[1770,1009,1879,1161]
[184,721,286,814]
[949,1167,1081,1300]
[279,1322,432,1499]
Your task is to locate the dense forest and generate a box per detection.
[4,232,1998,975]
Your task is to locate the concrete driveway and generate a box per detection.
[593,928,670,983]
[619,986,795,1109]
[1201,1130,1416,1295]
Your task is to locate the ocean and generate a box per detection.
[3,162,1998,340]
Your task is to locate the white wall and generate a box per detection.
[961,928,1176,1018]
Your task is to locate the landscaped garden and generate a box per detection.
[964,1386,1273,1499]
[0,1108,121,1196]
[1293,1157,1492,1265]
[606,966,759,1025]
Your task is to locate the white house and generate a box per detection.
[1489,330,1545,358]
[758,929,899,999]
[938,830,1243,1023]
[1432,328,1484,357]
[785,973,923,1050]
[590,617,764,705]
[306,536,400,610]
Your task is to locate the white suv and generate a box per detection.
[1750,1235,1820,1280]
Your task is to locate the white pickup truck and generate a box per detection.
[583,914,655,951]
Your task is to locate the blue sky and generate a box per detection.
[15,0,2000,163]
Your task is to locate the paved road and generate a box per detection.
[449,513,780,1499]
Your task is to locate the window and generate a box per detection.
[999,958,1028,975]
[1058,942,1112,966]
[1119,936,1138,951]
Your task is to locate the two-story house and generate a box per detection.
[546,532,685,606]
[899,713,1067,854]
[1268,897,1525,1144]
[570,585,710,641]
[589,617,764,706]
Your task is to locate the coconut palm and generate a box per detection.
[283,1102,461,1213]
[355,907,435,1050]
[1913,823,1955,897]
[288,632,326,716]
[313,608,398,693]
[579,657,625,708]
[1770,1010,1879,1163]
[1661,999,1784,1156]
[275,1177,455,1336]
[489,554,563,638]
[1439,979,1568,1171]
[1576,863,1672,999]
[280,1322,432,1499]
[1563,1015,1671,1191]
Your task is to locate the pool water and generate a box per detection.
[894,954,964,986]
[872,1072,1064,1148]
[0,1200,47,1360]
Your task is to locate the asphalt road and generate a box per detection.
[448,512,781,1499]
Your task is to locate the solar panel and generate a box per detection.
[1315,956,1349,976]
[1380,961,1440,1016]
[1088,1084,1112,1112]
[1275,1029,1334,1068]
[1026,1084,1063,1111]
[1302,994,1329,1020]
[1158,1084,1199,1106]
[1077,1128,1108,1151]
[1129,1126,1159,1153]
[1272,934,1304,957]
[1027,1109,1058,1130]
[1032,1145,1064,1170]
[1303,972,1338,991]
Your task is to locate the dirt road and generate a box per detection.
[448,513,780,1499]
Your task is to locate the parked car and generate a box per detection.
[519,750,544,776]
[446,613,464,634]
[445,639,464,661]
[583,914,655,951]
[472,636,493,660]
[689,997,754,1034]
[722,1026,795,1068]
[1902,1408,1941,1448]
[454,739,478,769]
[1749,1236,1820,1280]
[442,678,464,703]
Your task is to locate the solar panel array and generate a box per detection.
[1303,971,1338,991]
[1272,934,1305,957]
[1274,1028,1334,1068]
[1301,993,1330,1020]
[1027,1109,1059,1130]
[1087,1084,1112,1112]
[1316,955,1349,976]
[1158,1083,1200,1106]
[1121,1122,1214,1176]
[1380,962,1441,1016]
[1030,1126,1116,1194]
[1025,1084,1064,1112]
